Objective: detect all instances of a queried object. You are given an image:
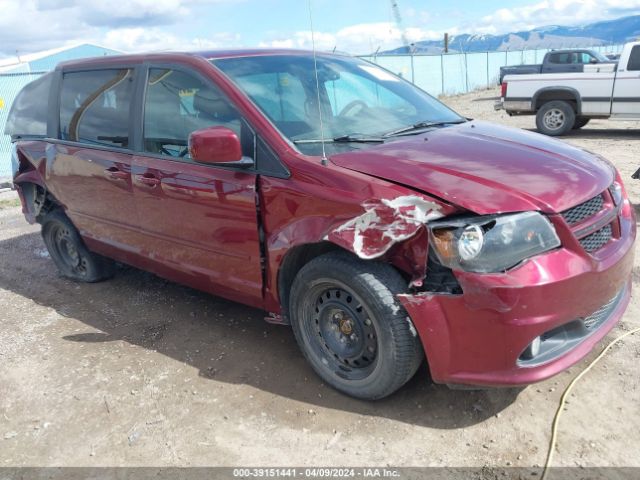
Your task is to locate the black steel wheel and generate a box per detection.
[307,286,379,380]
[290,252,423,399]
[41,210,114,282]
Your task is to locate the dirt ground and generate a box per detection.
[1,89,639,472]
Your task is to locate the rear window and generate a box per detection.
[628,46,640,71]
[59,69,134,148]
[4,72,53,139]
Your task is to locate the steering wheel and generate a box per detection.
[158,145,189,157]
[338,100,368,117]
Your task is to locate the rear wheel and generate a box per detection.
[573,117,590,130]
[41,210,115,282]
[536,101,575,136]
[289,252,423,400]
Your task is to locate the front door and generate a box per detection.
[611,45,640,117]
[131,66,263,306]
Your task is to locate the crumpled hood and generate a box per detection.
[330,121,614,215]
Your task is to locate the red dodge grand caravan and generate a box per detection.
[5,50,635,399]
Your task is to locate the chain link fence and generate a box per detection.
[360,44,625,97]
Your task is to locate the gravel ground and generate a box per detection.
[0,90,639,472]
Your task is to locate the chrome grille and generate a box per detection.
[582,289,624,330]
[562,194,604,225]
[579,224,612,252]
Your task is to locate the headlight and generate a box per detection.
[609,181,623,206]
[429,211,561,273]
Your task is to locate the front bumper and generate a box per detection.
[399,211,635,387]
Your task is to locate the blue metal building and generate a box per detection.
[0,44,122,180]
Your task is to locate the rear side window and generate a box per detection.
[628,46,640,71]
[4,72,53,138]
[59,69,134,148]
[547,52,577,64]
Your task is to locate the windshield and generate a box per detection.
[211,54,464,154]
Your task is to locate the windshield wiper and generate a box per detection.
[333,134,384,143]
[383,119,467,138]
[293,134,385,144]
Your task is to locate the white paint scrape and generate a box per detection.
[405,316,418,337]
[329,195,443,260]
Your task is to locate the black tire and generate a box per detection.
[41,210,115,282]
[289,251,424,400]
[535,101,575,136]
[572,117,590,130]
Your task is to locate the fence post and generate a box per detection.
[464,52,469,93]
[410,53,415,84]
[486,51,489,87]
[440,54,444,95]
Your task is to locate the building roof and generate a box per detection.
[0,43,124,73]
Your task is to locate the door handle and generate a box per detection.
[136,174,161,187]
[104,167,129,180]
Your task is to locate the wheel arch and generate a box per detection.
[533,87,582,114]
[14,181,62,224]
[277,241,344,323]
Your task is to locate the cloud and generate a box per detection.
[259,0,640,54]
[102,28,240,52]
[473,0,640,35]
[0,0,242,58]
[259,23,442,54]
[0,0,638,59]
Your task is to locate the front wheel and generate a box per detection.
[289,252,423,400]
[535,101,575,136]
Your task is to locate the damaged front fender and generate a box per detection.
[326,195,444,260]
[326,195,445,286]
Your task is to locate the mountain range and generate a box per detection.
[382,15,640,54]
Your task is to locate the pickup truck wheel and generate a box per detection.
[289,252,423,400]
[573,117,590,130]
[41,210,115,282]
[536,101,575,136]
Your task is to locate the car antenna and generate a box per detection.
[307,0,328,166]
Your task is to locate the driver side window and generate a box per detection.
[143,68,242,158]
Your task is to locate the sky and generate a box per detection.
[1,0,640,60]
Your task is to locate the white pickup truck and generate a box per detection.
[496,41,640,136]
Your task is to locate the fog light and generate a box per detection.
[530,336,541,357]
[521,336,542,360]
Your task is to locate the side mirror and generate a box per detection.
[589,58,598,64]
[188,126,252,167]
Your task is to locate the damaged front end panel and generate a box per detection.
[326,195,447,286]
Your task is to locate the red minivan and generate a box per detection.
[5,50,635,399]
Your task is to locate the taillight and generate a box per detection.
[501,82,508,98]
